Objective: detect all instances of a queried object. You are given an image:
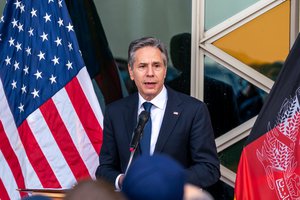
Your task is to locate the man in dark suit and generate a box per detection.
[95,37,220,192]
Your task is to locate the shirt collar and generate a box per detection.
[138,86,167,110]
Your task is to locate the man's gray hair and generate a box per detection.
[128,37,168,68]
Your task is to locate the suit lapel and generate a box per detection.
[124,93,142,156]
[154,88,182,153]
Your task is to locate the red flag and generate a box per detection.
[235,34,300,199]
[0,0,103,199]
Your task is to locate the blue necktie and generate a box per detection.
[140,102,152,155]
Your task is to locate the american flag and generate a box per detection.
[0,0,103,199]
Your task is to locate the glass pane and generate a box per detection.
[97,0,191,59]
[95,0,192,94]
[213,1,290,81]
[166,33,192,95]
[222,181,234,200]
[0,1,5,14]
[204,56,267,137]
[218,138,247,172]
[205,0,259,30]
[207,180,234,200]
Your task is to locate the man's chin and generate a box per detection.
[141,91,157,101]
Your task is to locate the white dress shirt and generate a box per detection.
[115,86,168,190]
[138,86,168,155]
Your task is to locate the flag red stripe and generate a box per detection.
[39,99,90,179]
[0,179,10,200]
[65,77,103,154]
[18,121,61,188]
[0,121,26,198]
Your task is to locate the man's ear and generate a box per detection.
[128,64,134,80]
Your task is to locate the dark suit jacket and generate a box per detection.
[96,86,220,188]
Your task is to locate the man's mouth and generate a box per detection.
[144,82,156,88]
[144,81,156,85]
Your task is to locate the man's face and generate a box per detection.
[128,46,167,101]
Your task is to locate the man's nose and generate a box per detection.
[146,66,154,76]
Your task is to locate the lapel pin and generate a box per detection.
[173,112,179,115]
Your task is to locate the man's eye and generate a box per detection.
[154,64,162,70]
[137,65,146,70]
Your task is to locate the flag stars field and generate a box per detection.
[31,88,39,98]
[13,61,20,70]
[43,13,51,23]
[52,56,60,65]
[66,23,74,32]
[18,103,24,113]
[57,18,64,27]
[5,56,11,65]
[40,32,48,42]
[37,51,45,60]
[0,0,103,198]
[68,42,73,51]
[66,60,73,70]
[15,42,22,51]
[11,80,17,89]
[14,0,21,9]
[25,46,31,55]
[17,22,23,32]
[20,4,25,13]
[9,37,15,46]
[31,8,37,17]
[11,18,18,27]
[21,84,27,94]
[49,74,57,84]
[58,0,63,7]
[54,37,62,46]
[28,28,34,36]
[34,70,42,80]
[0,0,82,125]
[23,65,29,75]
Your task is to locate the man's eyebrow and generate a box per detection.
[138,62,148,65]
[152,61,162,65]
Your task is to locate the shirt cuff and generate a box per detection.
[115,174,124,191]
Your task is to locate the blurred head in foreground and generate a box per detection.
[122,154,185,200]
[64,179,126,200]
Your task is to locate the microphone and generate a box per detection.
[129,111,150,152]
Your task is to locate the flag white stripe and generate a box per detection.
[77,68,104,128]
[0,151,21,200]
[27,109,76,188]
[52,84,98,178]
[0,79,42,191]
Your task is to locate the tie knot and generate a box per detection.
[143,102,152,112]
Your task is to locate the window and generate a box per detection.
[95,0,192,94]
[194,0,298,198]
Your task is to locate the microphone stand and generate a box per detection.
[125,147,136,175]
[125,111,149,174]
[116,147,137,192]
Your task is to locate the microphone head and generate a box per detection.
[139,110,150,123]
[129,111,150,152]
